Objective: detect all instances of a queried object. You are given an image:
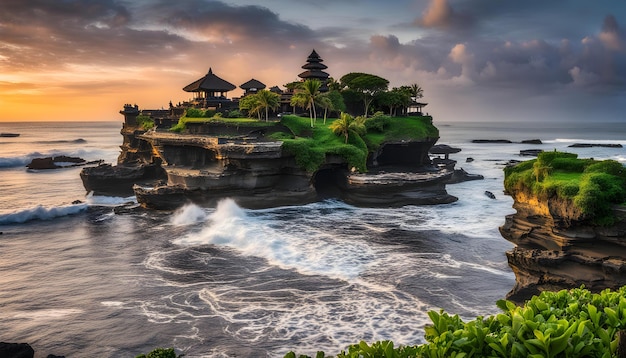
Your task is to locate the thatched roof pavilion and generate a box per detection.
[298,49,330,91]
[183,68,236,97]
[240,78,266,96]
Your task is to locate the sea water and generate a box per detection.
[0,120,624,357]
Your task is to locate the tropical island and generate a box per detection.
[81,50,467,209]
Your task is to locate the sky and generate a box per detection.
[0,0,625,122]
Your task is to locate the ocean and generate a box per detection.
[1,120,625,357]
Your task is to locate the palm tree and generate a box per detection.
[316,93,333,124]
[255,89,280,121]
[410,83,424,100]
[330,112,353,143]
[329,112,366,144]
[291,79,321,127]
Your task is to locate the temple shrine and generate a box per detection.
[297,49,330,92]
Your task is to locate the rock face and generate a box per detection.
[500,187,626,304]
[0,342,34,358]
[82,108,460,209]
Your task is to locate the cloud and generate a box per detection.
[599,15,625,51]
[415,0,474,30]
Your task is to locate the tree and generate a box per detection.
[340,72,389,117]
[409,83,424,100]
[377,88,411,116]
[329,112,366,144]
[290,79,321,127]
[316,93,333,125]
[238,94,262,120]
[254,89,280,121]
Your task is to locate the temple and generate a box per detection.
[182,68,237,109]
[239,79,266,96]
[297,49,330,92]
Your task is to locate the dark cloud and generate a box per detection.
[0,0,322,75]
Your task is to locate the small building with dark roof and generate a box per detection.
[240,79,266,96]
[183,68,237,108]
[298,49,330,92]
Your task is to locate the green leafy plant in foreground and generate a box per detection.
[285,286,626,358]
[136,347,183,358]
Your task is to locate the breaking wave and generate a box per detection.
[0,203,88,225]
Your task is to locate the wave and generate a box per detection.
[172,199,373,281]
[0,152,46,168]
[0,203,88,225]
[85,192,137,206]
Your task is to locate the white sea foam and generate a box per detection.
[0,203,88,225]
[12,308,84,320]
[85,192,137,206]
[173,199,373,281]
[170,203,208,225]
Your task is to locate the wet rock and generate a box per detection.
[485,191,496,199]
[520,149,543,157]
[471,139,512,143]
[521,139,542,144]
[0,342,34,358]
[569,143,623,148]
[466,157,474,162]
[447,168,483,184]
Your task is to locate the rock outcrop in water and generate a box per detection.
[500,186,626,304]
[81,106,469,209]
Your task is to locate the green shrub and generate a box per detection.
[285,286,626,358]
[136,115,154,130]
[135,347,183,358]
[227,109,243,118]
[184,108,205,118]
[364,112,392,132]
[585,160,626,178]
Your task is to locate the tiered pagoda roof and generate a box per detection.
[183,68,236,93]
[298,49,330,91]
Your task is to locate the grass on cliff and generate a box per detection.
[504,151,626,225]
[170,115,277,132]
[276,114,438,173]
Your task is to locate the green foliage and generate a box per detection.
[363,116,439,150]
[504,152,626,225]
[285,286,626,358]
[280,115,367,172]
[136,114,154,130]
[340,72,389,117]
[227,109,243,118]
[364,112,392,132]
[135,347,183,358]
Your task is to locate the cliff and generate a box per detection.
[81,111,459,209]
[500,152,626,304]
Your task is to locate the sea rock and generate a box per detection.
[519,149,543,157]
[80,163,166,196]
[485,191,496,199]
[500,187,626,304]
[0,342,35,358]
[91,118,457,209]
[447,168,484,184]
[471,139,512,143]
[568,143,623,148]
[521,139,542,144]
[26,156,87,169]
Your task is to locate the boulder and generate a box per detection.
[0,342,34,358]
[26,156,87,169]
[519,149,543,157]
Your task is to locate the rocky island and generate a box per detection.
[81,50,467,210]
[499,151,626,303]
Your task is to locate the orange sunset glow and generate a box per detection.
[1,0,624,123]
